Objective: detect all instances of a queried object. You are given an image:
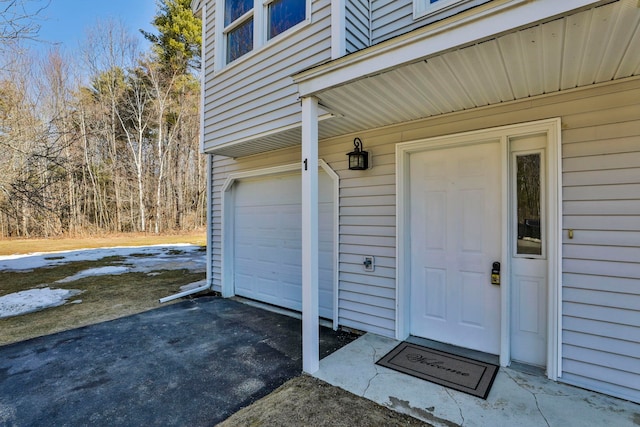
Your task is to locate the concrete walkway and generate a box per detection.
[314,333,640,427]
[0,296,354,426]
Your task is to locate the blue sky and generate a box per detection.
[33,0,157,51]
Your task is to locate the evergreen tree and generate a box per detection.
[142,0,201,74]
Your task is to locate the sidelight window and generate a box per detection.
[514,153,543,256]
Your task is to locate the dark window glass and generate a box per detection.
[268,0,305,40]
[516,154,542,255]
[227,17,253,63]
[225,0,253,26]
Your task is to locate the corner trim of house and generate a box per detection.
[206,154,214,289]
[331,0,347,59]
[395,118,562,380]
[220,159,339,327]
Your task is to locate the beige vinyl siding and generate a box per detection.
[370,0,490,45]
[346,0,370,53]
[201,0,332,153]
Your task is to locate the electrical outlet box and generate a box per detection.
[363,256,375,272]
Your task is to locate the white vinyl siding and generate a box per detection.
[561,115,640,403]
[345,0,370,53]
[337,139,397,336]
[392,78,640,403]
[208,77,640,402]
[370,0,489,45]
[202,0,331,153]
[210,136,399,337]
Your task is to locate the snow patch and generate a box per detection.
[0,288,82,319]
[0,244,205,318]
[56,266,130,283]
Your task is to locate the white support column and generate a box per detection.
[301,96,319,374]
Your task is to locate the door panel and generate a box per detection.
[233,172,334,319]
[410,142,502,354]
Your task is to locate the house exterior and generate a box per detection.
[191,0,640,404]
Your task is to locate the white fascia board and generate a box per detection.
[294,0,603,96]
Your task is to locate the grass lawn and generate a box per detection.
[0,232,207,346]
[0,232,206,256]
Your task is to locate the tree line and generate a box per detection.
[0,0,204,238]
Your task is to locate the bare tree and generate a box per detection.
[0,5,205,238]
[116,64,151,233]
[82,19,140,232]
[0,0,48,71]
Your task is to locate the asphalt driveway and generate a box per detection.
[0,296,356,426]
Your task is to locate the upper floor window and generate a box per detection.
[268,0,306,40]
[414,0,474,20]
[225,0,254,63]
[222,0,308,65]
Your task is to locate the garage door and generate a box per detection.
[233,171,335,319]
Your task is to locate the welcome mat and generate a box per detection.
[376,342,499,399]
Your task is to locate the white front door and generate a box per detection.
[509,134,548,367]
[410,141,502,354]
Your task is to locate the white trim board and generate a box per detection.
[395,118,562,380]
[220,160,340,328]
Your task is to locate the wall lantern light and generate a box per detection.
[347,138,369,170]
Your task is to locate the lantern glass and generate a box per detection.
[348,152,367,170]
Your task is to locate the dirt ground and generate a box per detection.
[0,238,430,426]
[218,375,430,427]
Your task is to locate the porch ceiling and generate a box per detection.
[312,0,640,140]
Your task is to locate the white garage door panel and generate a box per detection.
[233,172,334,319]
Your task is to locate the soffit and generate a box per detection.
[313,0,640,140]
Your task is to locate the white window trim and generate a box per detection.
[215,0,311,71]
[414,0,474,20]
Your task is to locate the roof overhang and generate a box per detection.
[286,0,640,143]
[210,0,639,157]
[294,0,622,96]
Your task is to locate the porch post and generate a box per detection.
[301,96,319,374]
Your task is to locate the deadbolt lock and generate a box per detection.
[491,261,501,286]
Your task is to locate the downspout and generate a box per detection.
[160,2,213,304]
[159,281,211,303]
[158,154,213,304]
